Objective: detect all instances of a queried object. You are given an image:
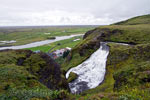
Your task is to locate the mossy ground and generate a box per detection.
[0,64,58,100]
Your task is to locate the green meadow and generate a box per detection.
[0,26,95,46]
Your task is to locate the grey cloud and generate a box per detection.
[0,0,150,26]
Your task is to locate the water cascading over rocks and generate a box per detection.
[66,42,109,94]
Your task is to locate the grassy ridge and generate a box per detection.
[100,24,150,44]
[114,14,150,25]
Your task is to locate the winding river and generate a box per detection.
[0,34,83,50]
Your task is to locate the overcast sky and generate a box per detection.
[0,0,150,26]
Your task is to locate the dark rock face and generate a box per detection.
[23,52,68,90]
[79,41,100,57]
[83,28,118,40]
[25,52,62,89]
[83,28,97,39]
[83,28,123,41]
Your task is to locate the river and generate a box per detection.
[0,34,83,50]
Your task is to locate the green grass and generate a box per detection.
[0,26,95,46]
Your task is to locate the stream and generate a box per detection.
[66,42,109,94]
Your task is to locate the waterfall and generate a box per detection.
[66,42,109,94]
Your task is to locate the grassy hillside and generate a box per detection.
[0,50,69,100]
[62,14,150,99]
[0,64,60,100]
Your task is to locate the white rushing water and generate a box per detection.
[0,34,82,50]
[66,42,109,94]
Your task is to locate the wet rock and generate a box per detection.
[67,72,78,83]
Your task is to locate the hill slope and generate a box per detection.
[114,14,150,25]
